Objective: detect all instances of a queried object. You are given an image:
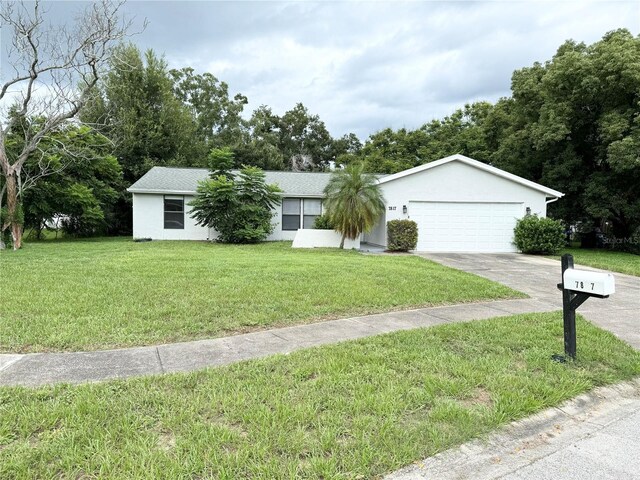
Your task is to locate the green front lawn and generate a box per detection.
[0,239,522,353]
[553,248,640,276]
[1,313,638,479]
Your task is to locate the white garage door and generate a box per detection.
[409,202,523,253]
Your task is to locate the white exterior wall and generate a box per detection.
[132,193,211,240]
[266,201,298,241]
[132,161,555,251]
[362,211,386,246]
[366,161,550,248]
[132,193,318,241]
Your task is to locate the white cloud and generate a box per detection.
[6,0,639,139]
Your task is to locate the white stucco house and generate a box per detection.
[127,154,563,253]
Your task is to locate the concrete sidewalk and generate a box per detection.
[0,297,557,387]
[386,378,640,480]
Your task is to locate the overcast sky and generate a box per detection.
[5,1,640,139]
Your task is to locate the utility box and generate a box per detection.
[563,269,615,296]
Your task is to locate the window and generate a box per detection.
[164,196,184,229]
[303,199,322,229]
[282,198,301,230]
[282,198,323,230]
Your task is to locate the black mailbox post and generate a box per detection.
[555,253,615,361]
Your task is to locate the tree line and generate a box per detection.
[351,29,639,243]
[17,43,363,237]
[2,5,638,250]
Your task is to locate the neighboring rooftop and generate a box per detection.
[127,167,340,196]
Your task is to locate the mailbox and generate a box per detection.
[563,269,615,296]
[555,255,616,361]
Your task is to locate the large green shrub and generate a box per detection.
[312,214,334,230]
[514,215,565,254]
[189,166,282,244]
[387,220,418,252]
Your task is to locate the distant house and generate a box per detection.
[127,154,563,253]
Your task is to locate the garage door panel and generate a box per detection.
[409,201,522,253]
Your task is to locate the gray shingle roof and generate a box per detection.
[127,167,337,196]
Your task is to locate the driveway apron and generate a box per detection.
[417,253,640,349]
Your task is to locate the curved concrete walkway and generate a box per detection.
[0,296,556,387]
[1,253,637,387]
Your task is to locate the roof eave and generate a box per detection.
[127,188,196,195]
[128,188,325,198]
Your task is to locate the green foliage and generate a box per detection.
[359,103,493,174]
[312,214,334,230]
[353,30,640,248]
[387,220,418,252]
[232,105,286,170]
[230,103,337,171]
[514,215,565,255]
[80,44,204,233]
[207,147,236,177]
[57,29,639,243]
[82,44,203,181]
[359,128,417,173]
[169,67,248,147]
[488,29,640,241]
[323,163,386,248]
[4,122,122,238]
[59,184,106,237]
[278,103,334,170]
[189,167,282,243]
[332,133,363,160]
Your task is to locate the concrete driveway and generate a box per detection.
[418,253,640,349]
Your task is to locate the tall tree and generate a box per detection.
[359,128,420,174]
[332,133,363,167]
[0,0,130,249]
[489,29,640,239]
[82,44,202,182]
[233,106,285,170]
[170,67,248,148]
[81,44,203,233]
[416,102,493,162]
[359,102,493,174]
[278,103,334,170]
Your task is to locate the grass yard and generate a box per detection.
[0,238,522,353]
[1,312,639,479]
[553,248,640,277]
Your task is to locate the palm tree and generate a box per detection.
[323,163,386,249]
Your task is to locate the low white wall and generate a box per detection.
[292,229,361,249]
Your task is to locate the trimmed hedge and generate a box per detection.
[387,220,418,252]
[514,215,565,254]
